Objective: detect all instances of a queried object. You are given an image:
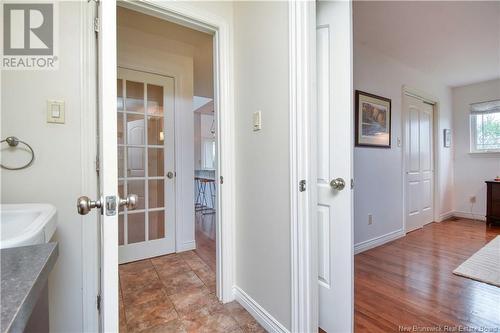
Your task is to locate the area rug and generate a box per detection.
[453,236,500,287]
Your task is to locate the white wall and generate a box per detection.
[353,42,454,246]
[233,1,291,329]
[452,79,500,219]
[1,3,85,331]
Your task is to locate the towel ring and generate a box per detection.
[1,136,35,170]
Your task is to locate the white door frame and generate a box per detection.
[289,1,318,332]
[80,1,235,331]
[401,85,440,234]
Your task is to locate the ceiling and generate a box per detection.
[353,1,500,87]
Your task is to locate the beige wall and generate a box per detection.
[1,2,295,331]
[118,7,213,98]
[234,1,291,329]
[1,3,85,331]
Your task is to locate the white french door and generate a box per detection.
[404,93,434,232]
[317,1,354,332]
[117,68,176,264]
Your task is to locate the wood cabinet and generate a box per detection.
[485,180,500,227]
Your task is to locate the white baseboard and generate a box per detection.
[233,286,290,333]
[177,240,196,252]
[354,229,405,255]
[453,211,486,222]
[437,211,454,222]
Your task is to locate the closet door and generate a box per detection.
[405,94,434,232]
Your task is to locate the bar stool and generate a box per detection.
[202,178,216,215]
[195,177,206,212]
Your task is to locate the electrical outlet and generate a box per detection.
[368,214,373,225]
[470,196,476,204]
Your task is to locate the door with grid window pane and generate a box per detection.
[117,68,175,264]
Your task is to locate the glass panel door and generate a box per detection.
[117,68,175,263]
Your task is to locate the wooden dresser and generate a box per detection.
[485,180,500,226]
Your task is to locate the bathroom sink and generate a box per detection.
[0,204,57,249]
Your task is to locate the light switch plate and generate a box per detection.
[253,110,262,131]
[47,100,65,124]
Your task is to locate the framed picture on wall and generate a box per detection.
[443,129,451,147]
[355,90,392,148]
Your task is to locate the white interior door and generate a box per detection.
[97,1,118,331]
[117,68,176,264]
[317,2,354,332]
[404,94,434,232]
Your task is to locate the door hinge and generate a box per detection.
[220,176,224,184]
[351,178,354,189]
[94,17,100,33]
[95,156,100,175]
[96,294,101,312]
[299,179,306,192]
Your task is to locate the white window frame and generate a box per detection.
[469,100,500,154]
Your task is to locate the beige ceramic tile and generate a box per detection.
[181,311,240,333]
[125,298,178,333]
[160,271,205,296]
[138,319,187,333]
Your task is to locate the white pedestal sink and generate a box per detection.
[0,204,57,249]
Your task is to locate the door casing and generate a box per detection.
[80,1,236,331]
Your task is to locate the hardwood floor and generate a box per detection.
[194,212,216,272]
[355,218,500,332]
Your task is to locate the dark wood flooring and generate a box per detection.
[355,218,500,332]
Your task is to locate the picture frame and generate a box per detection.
[443,129,451,148]
[355,90,392,148]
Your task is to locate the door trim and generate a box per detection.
[402,85,439,234]
[80,1,99,331]
[289,1,317,332]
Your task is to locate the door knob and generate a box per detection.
[167,171,174,179]
[77,196,102,215]
[330,178,346,191]
[119,194,138,210]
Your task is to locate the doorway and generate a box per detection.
[115,5,222,331]
[403,91,436,232]
[194,104,217,271]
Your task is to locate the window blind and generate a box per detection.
[470,99,500,115]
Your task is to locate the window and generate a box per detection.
[470,100,500,153]
[202,138,216,169]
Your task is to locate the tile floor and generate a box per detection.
[119,250,265,333]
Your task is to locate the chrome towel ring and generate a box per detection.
[1,136,35,170]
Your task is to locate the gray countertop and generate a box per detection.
[1,243,58,333]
